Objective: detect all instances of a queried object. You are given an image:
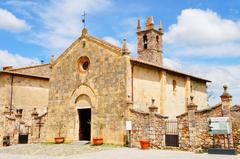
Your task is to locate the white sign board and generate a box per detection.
[126,121,132,130]
[209,117,231,135]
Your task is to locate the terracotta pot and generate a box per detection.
[93,137,103,145]
[140,140,150,149]
[54,137,65,144]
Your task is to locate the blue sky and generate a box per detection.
[0,0,240,105]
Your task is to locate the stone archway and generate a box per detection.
[70,85,97,141]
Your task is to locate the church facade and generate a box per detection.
[0,16,210,145]
[44,16,209,144]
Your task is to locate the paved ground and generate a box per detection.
[0,144,239,159]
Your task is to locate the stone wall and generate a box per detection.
[0,108,48,146]
[45,31,130,145]
[0,73,49,146]
[231,106,240,151]
[177,104,223,150]
[177,86,240,152]
[129,104,167,148]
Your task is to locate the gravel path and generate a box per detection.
[0,143,118,157]
[0,144,239,159]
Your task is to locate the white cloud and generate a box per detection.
[102,36,137,56]
[167,42,240,57]
[27,0,111,53]
[0,8,30,32]
[0,50,40,69]
[163,58,182,69]
[164,9,240,45]
[164,8,240,57]
[163,58,240,105]
[103,36,121,47]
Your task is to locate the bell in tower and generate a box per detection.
[137,16,163,65]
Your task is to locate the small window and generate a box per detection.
[143,34,148,49]
[173,80,177,94]
[190,85,193,93]
[78,56,90,73]
[156,35,159,43]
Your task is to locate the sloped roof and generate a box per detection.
[54,33,122,67]
[130,58,211,82]
[8,64,50,71]
[0,70,49,79]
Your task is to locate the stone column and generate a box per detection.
[30,108,39,143]
[187,96,198,150]
[220,85,234,148]
[148,99,158,145]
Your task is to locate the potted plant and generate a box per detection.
[54,116,65,144]
[93,121,105,145]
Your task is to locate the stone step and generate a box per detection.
[72,140,90,145]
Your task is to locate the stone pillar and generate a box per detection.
[148,99,158,145]
[187,96,198,150]
[30,108,39,143]
[220,85,234,148]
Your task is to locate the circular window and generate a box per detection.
[78,56,90,73]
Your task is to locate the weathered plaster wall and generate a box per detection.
[191,79,208,110]
[0,74,11,110]
[165,73,186,118]
[0,74,49,146]
[132,65,208,119]
[133,65,161,112]
[46,36,130,145]
[12,76,49,121]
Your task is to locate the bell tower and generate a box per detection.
[137,16,163,65]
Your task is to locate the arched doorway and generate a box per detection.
[75,94,91,141]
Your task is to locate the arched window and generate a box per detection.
[143,34,148,49]
[173,80,177,93]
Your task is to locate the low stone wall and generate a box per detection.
[177,104,224,150]
[0,108,47,146]
[231,106,240,151]
[177,86,240,152]
[130,108,167,148]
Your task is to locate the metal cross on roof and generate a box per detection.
[82,11,86,28]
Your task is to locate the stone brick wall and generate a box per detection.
[177,88,240,152]
[177,105,223,150]
[129,107,167,148]
[45,32,130,145]
[231,106,240,151]
[0,108,47,146]
[0,73,49,146]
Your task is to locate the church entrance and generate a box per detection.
[78,108,91,141]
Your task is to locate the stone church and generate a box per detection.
[0,16,210,145]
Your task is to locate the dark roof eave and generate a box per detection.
[130,58,211,82]
[0,71,49,80]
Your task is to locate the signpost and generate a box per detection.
[208,117,237,155]
[126,121,132,147]
[208,117,231,135]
